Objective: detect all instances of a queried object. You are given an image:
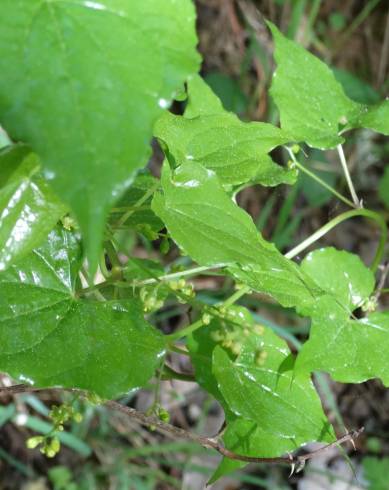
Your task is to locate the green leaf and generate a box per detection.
[155,76,297,187]
[0,0,200,273]
[189,312,335,483]
[213,335,334,444]
[296,248,389,385]
[153,161,275,265]
[268,22,356,149]
[379,166,389,209]
[187,318,232,403]
[0,144,31,188]
[184,75,225,118]
[123,257,169,309]
[363,457,389,490]
[123,257,164,283]
[0,126,12,151]
[353,100,389,136]
[0,146,67,271]
[300,247,375,311]
[297,301,389,387]
[209,325,334,481]
[0,228,165,397]
[110,172,163,236]
[229,261,321,311]
[153,161,320,309]
[268,22,389,149]
[210,416,307,482]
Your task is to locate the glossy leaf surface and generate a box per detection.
[213,337,333,444]
[0,146,67,271]
[354,100,389,135]
[153,161,320,308]
[0,0,200,272]
[208,326,334,481]
[297,248,388,386]
[297,301,389,387]
[301,247,375,311]
[110,173,163,237]
[190,313,333,482]
[184,75,225,118]
[155,76,296,187]
[269,22,389,148]
[0,228,165,397]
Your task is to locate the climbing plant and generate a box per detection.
[0,1,388,481]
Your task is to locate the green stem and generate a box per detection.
[285,209,387,272]
[116,181,160,228]
[336,144,360,207]
[221,285,251,309]
[285,147,354,208]
[119,264,228,288]
[166,283,253,341]
[112,205,150,213]
[166,319,204,342]
[103,240,122,282]
[103,240,120,268]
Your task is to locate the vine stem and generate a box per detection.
[0,384,363,470]
[132,263,228,287]
[115,181,160,228]
[166,318,204,341]
[336,144,360,207]
[285,208,388,272]
[166,284,253,342]
[79,264,228,296]
[285,147,355,208]
[220,285,251,309]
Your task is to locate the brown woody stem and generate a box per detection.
[0,384,363,467]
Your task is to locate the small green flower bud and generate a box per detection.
[26,436,44,449]
[43,437,61,458]
[73,412,83,423]
[61,215,77,231]
[362,296,377,312]
[168,281,179,290]
[177,279,186,289]
[202,313,211,325]
[158,407,170,423]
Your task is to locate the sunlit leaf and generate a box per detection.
[301,247,375,311]
[0,146,67,271]
[155,76,297,187]
[269,22,389,148]
[152,161,317,308]
[0,0,200,272]
[0,228,165,397]
[297,299,389,387]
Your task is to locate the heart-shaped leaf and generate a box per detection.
[0,227,165,397]
[0,0,200,273]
